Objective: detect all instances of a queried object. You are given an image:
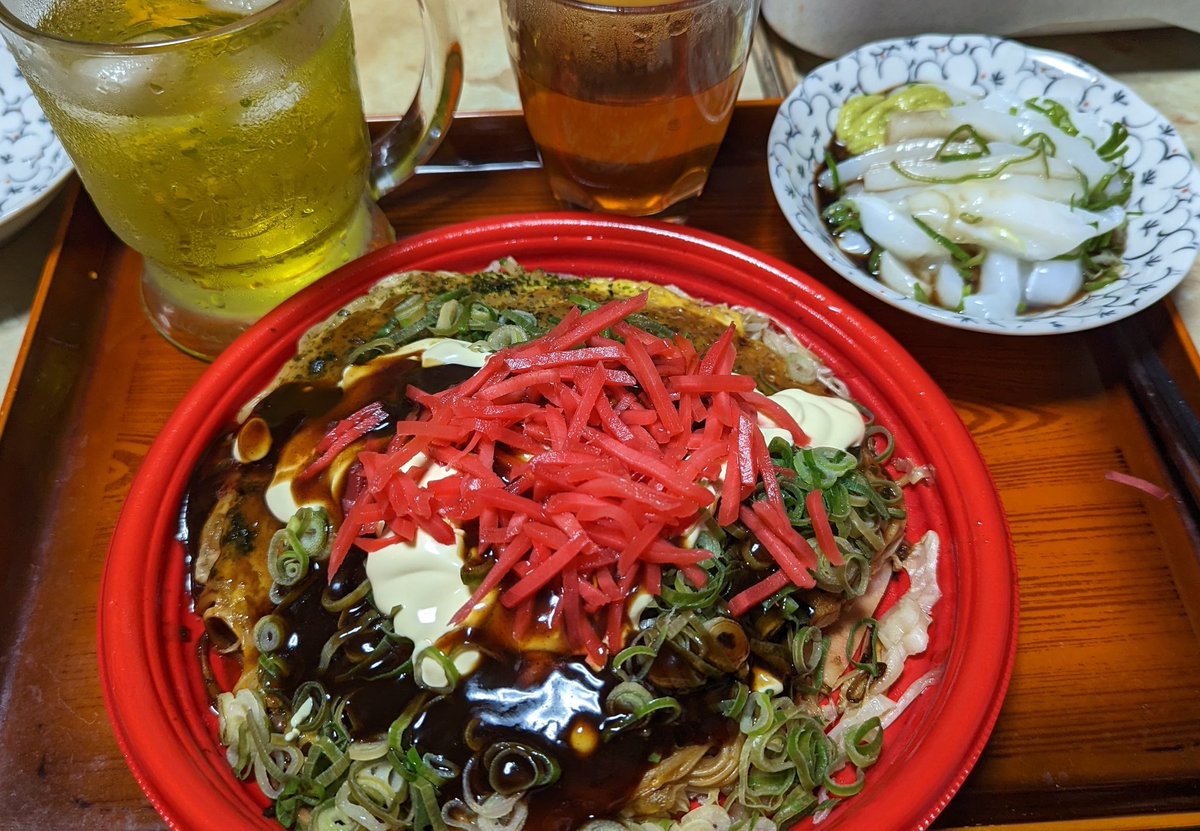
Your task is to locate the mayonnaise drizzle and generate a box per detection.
[759,387,865,450]
[264,338,489,524]
[340,337,489,389]
[366,457,486,688]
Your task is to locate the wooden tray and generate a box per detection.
[2,104,1199,830]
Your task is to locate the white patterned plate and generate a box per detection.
[0,45,72,245]
[768,33,1200,335]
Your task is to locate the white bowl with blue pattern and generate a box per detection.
[768,33,1200,335]
[0,45,72,245]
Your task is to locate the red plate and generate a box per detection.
[99,214,1017,831]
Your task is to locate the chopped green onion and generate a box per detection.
[862,424,895,464]
[483,741,561,794]
[1083,271,1122,292]
[288,507,331,562]
[604,680,681,733]
[253,615,286,654]
[867,247,882,276]
[303,735,351,789]
[257,651,287,681]
[290,681,330,734]
[719,681,751,718]
[785,717,833,791]
[413,646,460,694]
[823,766,866,798]
[956,282,973,312]
[838,552,872,597]
[626,312,676,339]
[467,301,499,331]
[845,716,884,768]
[430,299,466,336]
[431,286,469,305]
[486,324,530,350]
[1018,131,1058,156]
[268,527,311,587]
[660,559,728,610]
[500,308,539,331]
[321,577,372,613]
[1086,167,1133,212]
[846,617,882,678]
[612,644,658,672]
[774,787,819,826]
[567,294,600,312]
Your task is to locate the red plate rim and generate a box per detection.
[99,213,1017,831]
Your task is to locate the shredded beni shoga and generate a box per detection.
[322,292,858,666]
[216,285,942,831]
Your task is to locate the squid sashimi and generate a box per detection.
[820,83,1132,320]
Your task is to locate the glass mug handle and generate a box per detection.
[369,0,464,199]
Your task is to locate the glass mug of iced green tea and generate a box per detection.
[500,0,759,221]
[0,0,461,359]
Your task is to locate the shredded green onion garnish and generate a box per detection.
[867,247,882,276]
[910,215,983,279]
[1024,97,1080,136]
[1096,121,1130,161]
[822,200,862,234]
[1018,131,1057,177]
[824,149,843,194]
[933,124,990,162]
[890,138,1048,185]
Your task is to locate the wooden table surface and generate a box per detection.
[1,103,1199,830]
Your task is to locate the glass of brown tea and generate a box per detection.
[500,0,760,222]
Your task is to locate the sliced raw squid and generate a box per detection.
[1024,259,1085,307]
[962,252,1023,319]
[846,194,945,261]
[819,84,1131,320]
[934,263,965,310]
[902,184,1123,261]
[877,250,932,299]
